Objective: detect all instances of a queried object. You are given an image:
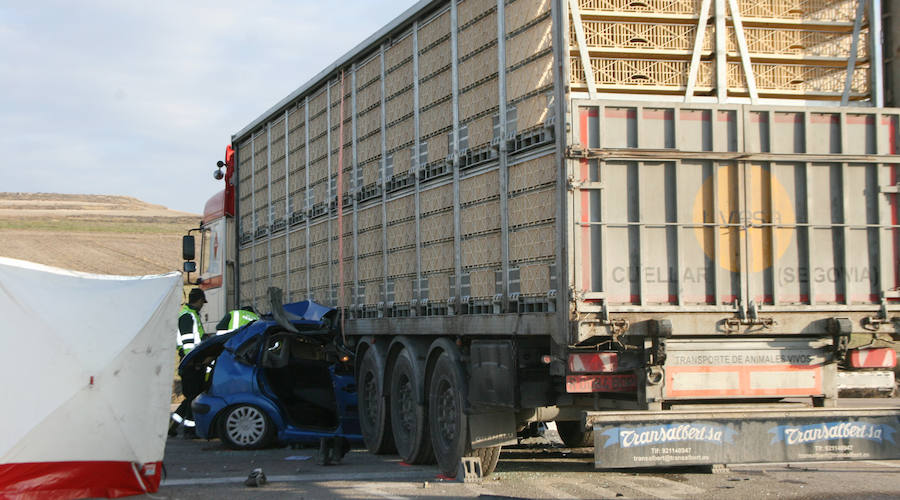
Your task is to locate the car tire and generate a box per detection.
[428,350,470,477]
[556,420,594,448]
[358,348,395,454]
[390,348,434,464]
[218,404,272,450]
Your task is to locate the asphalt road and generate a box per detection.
[148,422,900,499]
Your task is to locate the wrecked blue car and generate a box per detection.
[181,296,361,449]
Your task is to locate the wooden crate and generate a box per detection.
[358,133,382,165]
[508,187,555,227]
[425,272,450,301]
[392,146,413,174]
[359,206,383,231]
[288,126,305,151]
[271,236,287,275]
[361,158,382,186]
[419,71,451,109]
[388,248,417,276]
[309,157,328,184]
[516,93,550,131]
[459,0,495,28]
[386,118,414,151]
[358,55,382,87]
[461,200,501,236]
[427,130,450,164]
[253,133,267,155]
[730,62,869,96]
[309,88,328,117]
[420,184,454,214]
[288,106,304,130]
[458,11,497,58]
[357,107,381,139]
[509,224,555,262]
[460,80,499,122]
[358,229,383,256]
[418,10,450,51]
[387,220,417,249]
[461,170,499,204]
[309,265,329,289]
[308,111,328,140]
[571,57,714,91]
[468,268,496,298]
[288,166,305,196]
[572,20,707,54]
[271,157,286,183]
[506,0,551,34]
[359,256,383,282]
[507,17,552,69]
[386,62,413,98]
[421,212,454,244]
[386,33,414,70]
[357,82,382,114]
[507,53,552,101]
[466,114,494,148]
[271,179,287,202]
[387,195,415,223]
[386,90,414,125]
[288,271,306,298]
[422,242,455,273]
[459,45,498,90]
[421,100,453,138]
[419,39,452,79]
[393,278,415,303]
[577,0,701,16]
[461,232,501,269]
[730,27,865,59]
[362,280,383,305]
[308,135,328,164]
[736,0,856,22]
[519,264,550,295]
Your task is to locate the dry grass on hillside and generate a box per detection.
[0,193,200,276]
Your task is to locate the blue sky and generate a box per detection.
[0,1,413,213]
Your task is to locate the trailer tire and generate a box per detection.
[358,348,395,454]
[556,420,594,448]
[390,348,434,464]
[429,350,469,477]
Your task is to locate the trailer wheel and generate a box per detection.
[556,420,594,448]
[390,348,434,464]
[358,348,395,454]
[429,350,469,477]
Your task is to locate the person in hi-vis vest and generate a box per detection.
[169,288,206,437]
[215,305,259,335]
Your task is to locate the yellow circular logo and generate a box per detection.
[692,165,795,273]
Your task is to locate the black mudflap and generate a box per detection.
[589,408,900,468]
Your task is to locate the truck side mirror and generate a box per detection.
[182,235,196,261]
[184,261,197,273]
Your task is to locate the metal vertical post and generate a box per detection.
[497,0,510,312]
[871,0,885,107]
[451,0,462,313]
[714,0,727,102]
[250,133,256,309]
[552,0,571,361]
[267,123,273,290]
[413,20,423,315]
[380,44,389,316]
[305,97,311,299]
[327,83,334,305]
[352,64,360,316]
[284,109,291,302]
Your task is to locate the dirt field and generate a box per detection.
[0,192,199,276]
